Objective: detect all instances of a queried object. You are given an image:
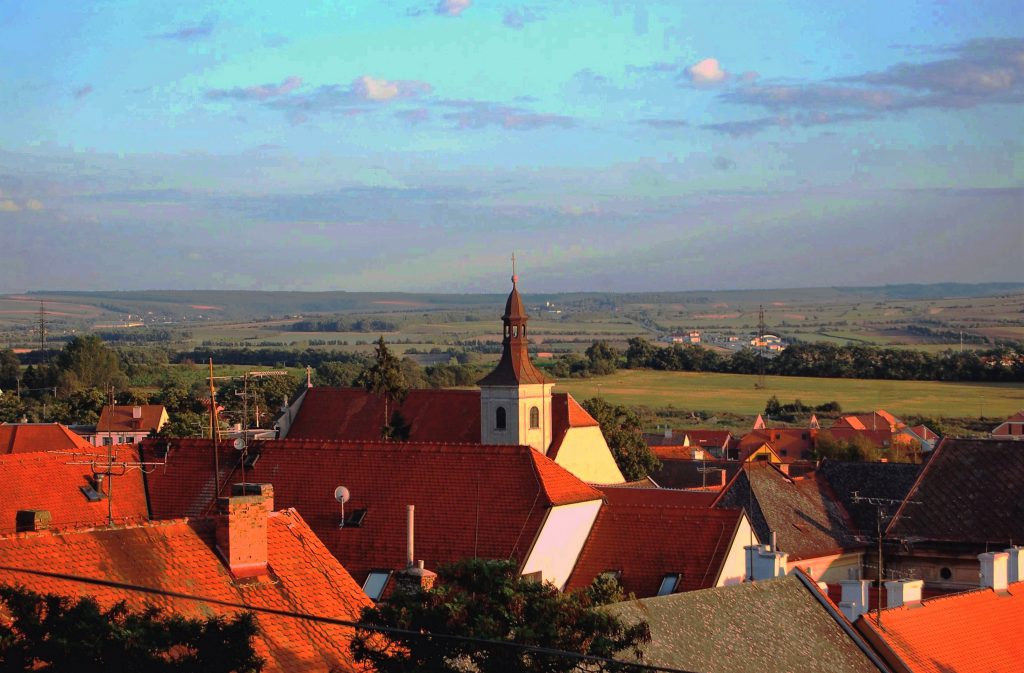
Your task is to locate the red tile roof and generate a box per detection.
[645,430,733,449]
[650,445,702,460]
[0,423,92,454]
[286,388,481,443]
[96,405,167,433]
[0,510,371,673]
[0,447,149,533]
[565,485,744,597]
[142,438,602,585]
[833,411,904,433]
[735,429,816,462]
[856,582,1024,673]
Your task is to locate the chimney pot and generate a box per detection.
[1005,546,1024,584]
[231,482,274,511]
[16,509,51,533]
[840,579,870,622]
[745,543,788,581]
[885,579,924,609]
[664,427,672,439]
[216,484,271,579]
[979,551,1009,592]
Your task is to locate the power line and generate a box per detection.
[0,563,698,673]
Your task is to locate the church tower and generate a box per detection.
[478,263,553,453]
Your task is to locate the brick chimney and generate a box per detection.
[979,551,1009,592]
[16,509,51,533]
[1004,546,1023,584]
[885,579,923,608]
[216,483,274,579]
[839,579,870,622]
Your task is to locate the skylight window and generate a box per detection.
[363,570,392,601]
[657,574,680,596]
[80,485,103,502]
[343,508,367,528]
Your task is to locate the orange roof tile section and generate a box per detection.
[0,511,372,673]
[858,582,1024,673]
[96,405,166,432]
[565,485,742,597]
[0,447,149,533]
[143,438,602,585]
[0,423,92,454]
[287,388,482,443]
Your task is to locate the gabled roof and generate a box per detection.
[650,444,703,460]
[715,463,864,561]
[564,485,743,597]
[857,581,1024,673]
[886,438,1024,545]
[96,405,167,433]
[604,573,884,673]
[0,422,92,454]
[0,510,371,673]
[819,460,922,536]
[643,430,733,449]
[547,393,601,460]
[142,438,602,584]
[735,428,815,462]
[834,411,904,432]
[285,388,481,443]
[650,458,742,490]
[0,447,149,534]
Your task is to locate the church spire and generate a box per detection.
[478,259,548,386]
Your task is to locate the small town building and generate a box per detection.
[0,422,93,454]
[83,404,169,445]
[991,410,1024,439]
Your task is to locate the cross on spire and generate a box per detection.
[511,251,517,285]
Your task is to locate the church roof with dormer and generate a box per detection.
[478,271,549,387]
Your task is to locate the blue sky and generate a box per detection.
[1,0,1022,292]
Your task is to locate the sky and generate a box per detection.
[1,0,1022,293]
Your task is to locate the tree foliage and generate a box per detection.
[355,337,409,439]
[349,558,650,673]
[580,397,660,481]
[0,585,262,673]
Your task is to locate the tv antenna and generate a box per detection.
[231,370,289,486]
[334,486,351,527]
[850,491,921,628]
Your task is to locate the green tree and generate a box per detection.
[55,335,128,394]
[315,361,364,387]
[585,341,619,376]
[349,558,650,673]
[0,348,20,391]
[764,395,782,418]
[0,585,263,672]
[623,338,656,369]
[355,337,409,440]
[580,398,660,481]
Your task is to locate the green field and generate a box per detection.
[555,369,1024,419]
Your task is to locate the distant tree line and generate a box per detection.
[618,338,1023,382]
[290,318,398,332]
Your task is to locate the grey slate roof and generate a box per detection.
[715,463,863,561]
[604,573,884,673]
[818,460,921,536]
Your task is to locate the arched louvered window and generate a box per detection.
[496,406,507,430]
[529,406,540,429]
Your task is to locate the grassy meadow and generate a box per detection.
[554,369,1024,419]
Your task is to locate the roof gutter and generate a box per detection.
[793,569,894,673]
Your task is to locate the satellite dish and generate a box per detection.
[334,486,350,504]
[233,438,245,451]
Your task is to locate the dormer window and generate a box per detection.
[496,406,507,430]
[529,406,540,429]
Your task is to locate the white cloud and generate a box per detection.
[687,58,728,85]
[352,76,432,102]
[25,199,44,211]
[0,200,20,212]
[436,0,471,17]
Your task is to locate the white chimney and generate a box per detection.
[979,551,1009,592]
[839,579,870,622]
[664,427,672,439]
[745,544,788,581]
[1005,547,1024,584]
[132,405,143,419]
[885,579,923,609]
[406,504,415,568]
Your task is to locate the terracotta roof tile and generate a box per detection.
[96,405,167,433]
[0,423,92,454]
[565,485,743,597]
[0,510,371,673]
[142,438,601,585]
[736,429,815,462]
[0,447,149,534]
[858,582,1024,673]
[650,459,742,490]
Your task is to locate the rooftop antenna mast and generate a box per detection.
[233,370,289,486]
[850,491,921,629]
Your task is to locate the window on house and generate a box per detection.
[529,406,540,429]
[123,436,135,443]
[363,570,392,601]
[102,437,113,446]
[496,407,507,430]
[657,574,680,596]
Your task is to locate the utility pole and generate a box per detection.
[851,492,921,628]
